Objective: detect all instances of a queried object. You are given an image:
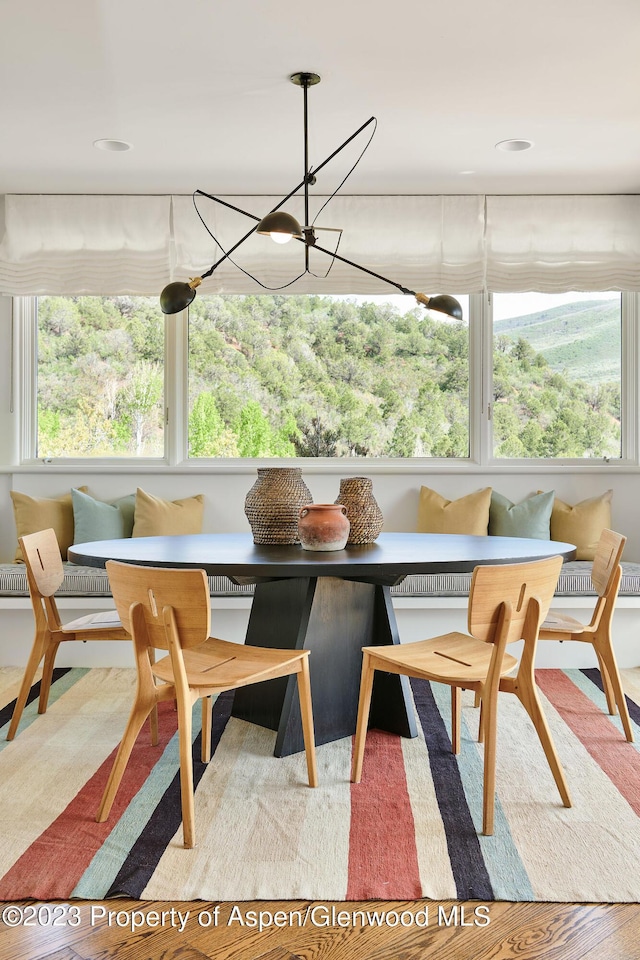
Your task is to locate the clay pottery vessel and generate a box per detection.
[335,476,384,544]
[298,503,350,552]
[244,467,312,544]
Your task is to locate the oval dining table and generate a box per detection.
[69,532,576,757]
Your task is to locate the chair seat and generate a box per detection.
[62,610,126,633]
[365,632,519,685]
[540,612,585,635]
[152,636,309,690]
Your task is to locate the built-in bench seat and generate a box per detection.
[2,560,640,600]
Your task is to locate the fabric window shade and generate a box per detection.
[485,195,640,292]
[2,192,640,296]
[169,194,487,295]
[0,195,172,294]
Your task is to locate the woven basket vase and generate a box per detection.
[244,467,312,544]
[335,476,384,544]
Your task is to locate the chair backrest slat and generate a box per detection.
[468,555,563,645]
[19,528,65,598]
[591,529,626,598]
[106,561,210,651]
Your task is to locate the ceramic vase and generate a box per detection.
[244,467,312,544]
[335,476,384,544]
[298,503,350,552]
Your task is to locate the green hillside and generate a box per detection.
[35,294,621,460]
[494,299,620,383]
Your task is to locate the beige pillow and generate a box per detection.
[11,486,88,561]
[417,486,492,536]
[132,488,205,537]
[545,490,612,561]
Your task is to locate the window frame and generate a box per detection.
[483,291,638,467]
[17,296,172,467]
[16,292,640,470]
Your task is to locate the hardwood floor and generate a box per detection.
[1,900,639,960]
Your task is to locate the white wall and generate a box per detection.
[2,467,638,562]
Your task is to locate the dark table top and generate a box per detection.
[68,532,577,585]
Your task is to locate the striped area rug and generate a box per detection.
[1,665,640,902]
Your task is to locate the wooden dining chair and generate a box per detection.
[97,560,318,849]
[539,529,633,742]
[6,528,129,741]
[352,555,571,835]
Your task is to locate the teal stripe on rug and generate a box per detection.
[0,669,90,751]
[71,705,203,899]
[429,682,535,901]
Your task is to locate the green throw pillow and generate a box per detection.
[488,490,554,540]
[72,488,136,544]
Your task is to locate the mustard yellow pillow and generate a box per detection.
[546,490,612,560]
[417,486,492,535]
[132,488,205,537]
[11,486,88,561]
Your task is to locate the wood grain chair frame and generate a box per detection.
[97,560,317,849]
[352,555,571,835]
[7,528,129,741]
[539,529,633,742]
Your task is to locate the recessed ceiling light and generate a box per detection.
[495,139,534,152]
[459,170,476,175]
[93,139,133,152]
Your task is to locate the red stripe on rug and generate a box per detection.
[0,702,179,900]
[536,669,640,816]
[347,730,422,899]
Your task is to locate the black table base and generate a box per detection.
[231,576,418,756]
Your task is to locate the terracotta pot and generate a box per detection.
[298,503,350,552]
[335,476,384,544]
[244,467,312,544]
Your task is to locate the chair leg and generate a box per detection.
[514,675,572,809]
[39,640,61,714]
[149,705,159,747]
[595,650,617,716]
[6,628,49,740]
[176,691,197,849]
[351,653,375,783]
[481,680,500,835]
[592,637,634,743]
[201,696,212,763]
[451,686,461,754]
[148,649,159,746]
[296,657,318,788]
[96,698,156,823]
[477,684,485,743]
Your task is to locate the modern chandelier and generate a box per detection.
[159,73,463,320]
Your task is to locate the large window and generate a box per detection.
[20,289,636,465]
[187,294,470,459]
[491,292,622,460]
[34,296,165,458]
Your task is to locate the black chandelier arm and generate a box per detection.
[193,192,260,280]
[304,238,415,296]
[192,115,377,280]
[309,116,376,181]
[302,239,463,318]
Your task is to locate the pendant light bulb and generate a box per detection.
[256,210,303,243]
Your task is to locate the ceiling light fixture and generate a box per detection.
[160,73,463,320]
[93,138,133,152]
[495,139,534,152]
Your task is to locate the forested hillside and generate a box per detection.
[36,294,621,459]
[494,298,620,383]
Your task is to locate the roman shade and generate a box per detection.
[1,193,640,295]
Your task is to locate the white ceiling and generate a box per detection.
[2,0,639,197]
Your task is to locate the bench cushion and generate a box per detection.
[2,560,640,599]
